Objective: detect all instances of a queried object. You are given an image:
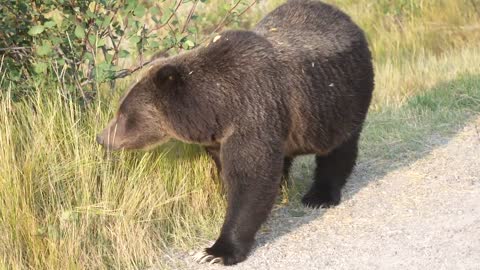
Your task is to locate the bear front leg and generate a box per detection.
[194,134,283,265]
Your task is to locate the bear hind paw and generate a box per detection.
[301,188,341,209]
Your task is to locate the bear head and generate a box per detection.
[96,64,182,151]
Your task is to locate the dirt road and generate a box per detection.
[177,116,480,269]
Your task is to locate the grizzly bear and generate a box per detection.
[97,0,374,265]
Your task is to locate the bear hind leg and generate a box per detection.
[302,133,359,208]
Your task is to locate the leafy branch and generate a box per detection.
[1,0,258,102]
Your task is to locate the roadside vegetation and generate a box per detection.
[1,0,479,269]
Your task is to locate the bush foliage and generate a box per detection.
[0,0,256,100]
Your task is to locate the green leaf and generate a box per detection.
[115,27,125,36]
[134,5,145,17]
[50,37,63,46]
[84,52,94,62]
[129,36,141,44]
[28,25,45,36]
[161,8,173,24]
[163,36,175,47]
[33,62,48,74]
[44,21,56,29]
[118,50,130,58]
[96,61,115,82]
[125,2,135,12]
[18,3,28,12]
[74,25,85,39]
[127,0,136,7]
[149,41,160,48]
[86,10,95,19]
[150,6,160,15]
[176,33,184,42]
[184,39,195,49]
[95,18,104,27]
[88,34,97,46]
[96,38,106,47]
[101,15,112,28]
[43,10,64,27]
[132,20,140,32]
[105,53,113,63]
[36,43,52,56]
[88,2,98,13]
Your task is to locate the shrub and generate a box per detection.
[0,0,257,101]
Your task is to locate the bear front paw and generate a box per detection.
[193,237,251,266]
[192,250,223,265]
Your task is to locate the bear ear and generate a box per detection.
[153,64,182,90]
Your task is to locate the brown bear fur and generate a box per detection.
[97,0,374,265]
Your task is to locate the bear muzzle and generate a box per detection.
[96,117,125,151]
[96,132,123,151]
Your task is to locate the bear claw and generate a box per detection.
[210,258,222,264]
[193,250,222,264]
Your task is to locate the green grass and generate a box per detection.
[362,74,480,165]
[2,1,480,269]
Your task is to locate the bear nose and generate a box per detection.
[96,134,104,145]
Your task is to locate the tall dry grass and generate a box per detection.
[0,82,225,269]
